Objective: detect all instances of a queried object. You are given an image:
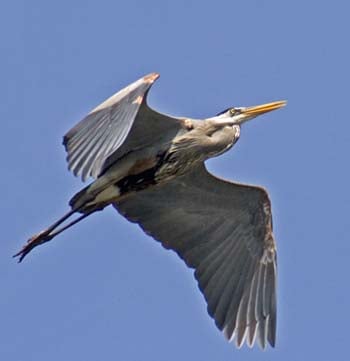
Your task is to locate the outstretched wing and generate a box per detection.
[113,163,277,349]
[63,73,183,181]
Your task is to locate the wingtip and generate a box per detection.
[143,72,160,84]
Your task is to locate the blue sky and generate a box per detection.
[2,1,350,360]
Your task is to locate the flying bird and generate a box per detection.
[15,73,286,349]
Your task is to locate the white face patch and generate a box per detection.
[232,125,240,138]
[225,125,240,138]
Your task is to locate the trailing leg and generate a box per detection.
[14,208,95,262]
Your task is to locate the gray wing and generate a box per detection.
[63,73,183,181]
[113,163,277,349]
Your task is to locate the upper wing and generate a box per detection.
[113,163,277,349]
[63,73,183,181]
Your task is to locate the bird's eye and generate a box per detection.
[229,108,242,117]
[229,108,237,116]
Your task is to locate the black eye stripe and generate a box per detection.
[216,107,241,116]
[216,108,231,116]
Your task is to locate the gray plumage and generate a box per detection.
[15,73,286,350]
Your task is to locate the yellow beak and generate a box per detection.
[242,100,287,117]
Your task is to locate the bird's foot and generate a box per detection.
[13,230,53,263]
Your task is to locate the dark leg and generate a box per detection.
[14,209,94,263]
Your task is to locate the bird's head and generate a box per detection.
[215,100,287,126]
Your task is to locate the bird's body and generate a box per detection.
[71,117,241,214]
[15,73,286,349]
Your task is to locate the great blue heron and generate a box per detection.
[15,73,286,349]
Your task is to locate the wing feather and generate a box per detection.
[212,254,248,330]
[63,73,183,181]
[68,116,110,177]
[223,255,256,342]
[114,162,277,348]
[205,236,246,323]
[256,262,268,348]
[247,267,259,346]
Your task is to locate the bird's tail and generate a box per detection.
[69,181,121,214]
[69,184,91,210]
